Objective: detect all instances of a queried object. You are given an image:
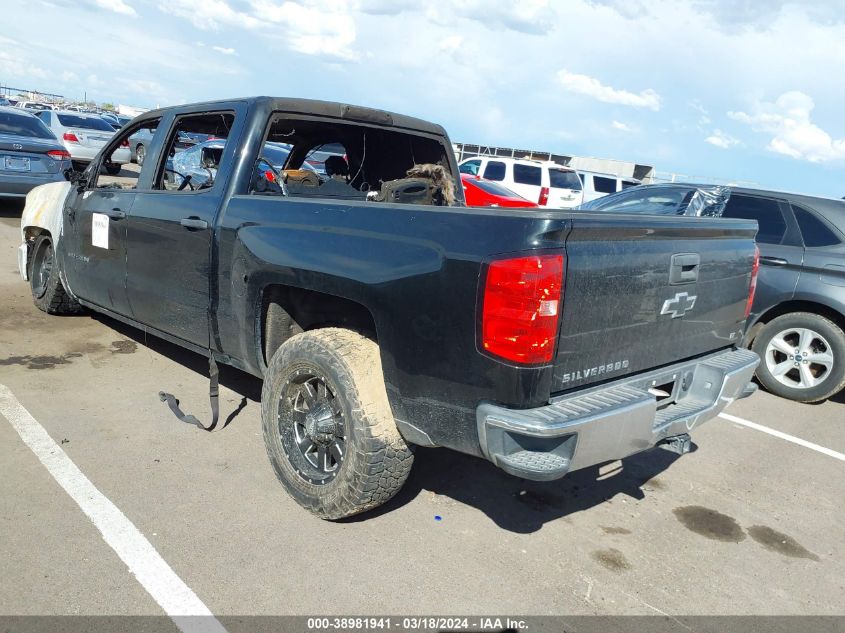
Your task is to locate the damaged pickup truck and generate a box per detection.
[18,97,760,519]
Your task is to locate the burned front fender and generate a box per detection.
[18,182,72,281]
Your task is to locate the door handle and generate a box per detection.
[107,208,126,220]
[180,217,208,230]
[669,253,700,284]
[760,256,788,267]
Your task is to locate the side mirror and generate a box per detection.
[64,168,88,191]
[64,168,84,184]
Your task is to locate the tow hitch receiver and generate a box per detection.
[660,433,692,455]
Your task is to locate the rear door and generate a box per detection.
[591,174,618,201]
[508,162,542,204]
[791,202,845,303]
[124,105,245,347]
[552,214,757,392]
[481,159,507,184]
[722,193,803,322]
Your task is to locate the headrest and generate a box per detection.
[324,155,348,177]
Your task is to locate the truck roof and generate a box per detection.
[141,96,448,137]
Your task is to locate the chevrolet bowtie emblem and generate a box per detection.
[661,292,697,318]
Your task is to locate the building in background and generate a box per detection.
[453,142,656,183]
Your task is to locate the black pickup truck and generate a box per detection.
[19,97,760,519]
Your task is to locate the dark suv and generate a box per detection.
[582,184,845,403]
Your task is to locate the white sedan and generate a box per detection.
[34,110,130,174]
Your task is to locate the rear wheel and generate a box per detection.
[752,312,845,403]
[135,144,145,166]
[261,328,413,519]
[29,235,83,315]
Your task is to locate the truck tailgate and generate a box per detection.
[553,214,758,393]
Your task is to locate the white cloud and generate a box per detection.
[585,0,649,20]
[0,51,49,80]
[358,0,556,34]
[355,0,416,15]
[453,0,556,35]
[611,120,633,132]
[590,0,845,31]
[705,129,740,149]
[93,0,136,16]
[557,70,661,111]
[158,0,261,30]
[438,35,463,55]
[689,99,711,126]
[160,0,357,59]
[729,91,845,162]
[250,0,358,60]
[212,45,237,55]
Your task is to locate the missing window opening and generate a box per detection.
[252,115,456,206]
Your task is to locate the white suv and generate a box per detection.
[578,170,641,203]
[458,157,583,209]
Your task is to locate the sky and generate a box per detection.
[3,0,845,198]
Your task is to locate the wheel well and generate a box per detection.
[24,226,49,242]
[750,300,845,344]
[260,285,377,365]
[23,228,50,270]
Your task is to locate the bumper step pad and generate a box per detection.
[478,348,759,481]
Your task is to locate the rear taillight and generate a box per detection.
[744,246,760,318]
[63,132,79,143]
[481,254,564,365]
[538,186,549,206]
[120,139,129,148]
[47,149,71,161]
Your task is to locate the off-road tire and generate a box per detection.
[752,312,845,403]
[29,235,83,315]
[261,328,414,519]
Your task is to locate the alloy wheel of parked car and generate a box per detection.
[752,312,845,403]
[136,144,145,166]
[279,371,346,484]
[764,327,833,390]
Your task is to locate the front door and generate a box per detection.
[125,108,241,348]
[60,119,159,316]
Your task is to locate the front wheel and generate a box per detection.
[752,312,845,403]
[135,144,146,166]
[261,328,414,519]
[29,235,83,315]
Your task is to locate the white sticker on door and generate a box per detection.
[92,213,109,249]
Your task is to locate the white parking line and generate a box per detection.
[719,412,845,462]
[0,384,228,633]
